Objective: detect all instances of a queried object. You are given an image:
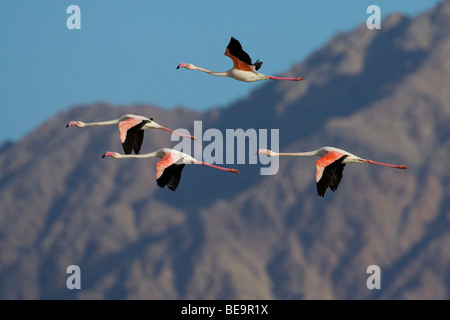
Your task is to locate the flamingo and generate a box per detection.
[177,37,305,82]
[102,148,240,191]
[257,146,408,197]
[67,114,197,155]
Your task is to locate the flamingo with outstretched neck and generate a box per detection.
[67,114,197,155]
[177,37,304,82]
[102,148,239,191]
[258,146,408,197]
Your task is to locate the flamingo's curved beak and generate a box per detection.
[257,149,271,156]
[102,151,115,159]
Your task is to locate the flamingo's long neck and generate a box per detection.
[82,119,120,127]
[115,151,159,159]
[276,150,320,157]
[191,65,229,77]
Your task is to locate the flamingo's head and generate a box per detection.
[257,149,272,157]
[66,121,85,128]
[102,151,118,159]
[176,63,194,70]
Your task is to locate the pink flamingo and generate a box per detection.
[67,114,196,155]
[258,146,408,197]
[102,148,239,191]
[177,37,305,82]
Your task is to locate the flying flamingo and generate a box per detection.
[177,37,305,82]
[102,148,240,191]
[67,114,197,155]
[257,146,408,197]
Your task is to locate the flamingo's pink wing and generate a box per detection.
[156,153,185,191]
[315,151,341,181]
[155,153,179,179]
[225,37,255,72]
[316,151,348,197]
[118,117,143,143]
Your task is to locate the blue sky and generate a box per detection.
[0,0,441,144]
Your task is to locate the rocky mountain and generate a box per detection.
[1,0,450,299]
